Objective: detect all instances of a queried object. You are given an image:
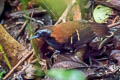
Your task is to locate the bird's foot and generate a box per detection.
[54,50,61,54]
[50,50,60,59]
[50,50,61,62]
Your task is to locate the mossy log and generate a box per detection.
[0,24,28,67]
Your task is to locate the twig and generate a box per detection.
[11,63,31,80]
[111,16,119,24]
[3,49,33,80]
[18,21,28,33]
[29,9,41,61]
[88,70,118,80]
[16,22,24,25]
[10,8,46,19]
[24,15,44,24]
[16,21,28,39]
[55,0,76,25]
[108,21,120,28]
[98,32,114,50]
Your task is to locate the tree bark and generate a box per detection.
[0,24,28,67]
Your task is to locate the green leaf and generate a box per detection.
[0,70,6,79]
[34,62,44,77]
[36,0,69,21]
[0,44,12,70]
[93,5,113,23]
[47,69,86,80]
[33,0,90,21]
[0,44,4,53]
[20,0,29,10]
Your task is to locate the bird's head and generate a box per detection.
[29,29,52,40]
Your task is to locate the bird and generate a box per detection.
[29,20,110,53]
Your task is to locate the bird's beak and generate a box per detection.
[29,35,39,40]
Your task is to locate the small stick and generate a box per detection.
[16,22,24,25]
[112,16,119,24]
[98,22,120,49]
[18,21,28,33]
[24,15,44,24]
[108,21,120,28]
[3,49,33,80]
[55,0,76,25]
[16,21,28,39]
[98,32,114,50]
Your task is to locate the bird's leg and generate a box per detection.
[50,50,61,59]
[54,50,61,54]
[89,56,93,66]
[50,50,61,63]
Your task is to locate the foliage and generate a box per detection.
[0,70,6,79]
[47,69,86,80]
[93,5,113,23]
[26,23,41,61]
[20,0,41,61]
[0,44,12,70]
[33,0,89,21]
[34,62,44,78]
[34,0,69,21]
[21,0,29,9]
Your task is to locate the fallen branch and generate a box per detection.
[3,49,33,80]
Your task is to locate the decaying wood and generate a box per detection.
[0,24,28,66]
[95,0,120,11]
